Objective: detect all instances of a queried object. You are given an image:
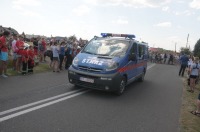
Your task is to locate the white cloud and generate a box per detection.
[190,0,200,9]
[12,0,42,17]
[177,0,185,4]
[12,0,41,6]
[173,10,195,16]
[155,22,172,27]
[162,6,169,12]
[177,25,182,29]
[84,0,171,8]
[112,19,129,24]
[12,5,23,10]
[84,0,98,5]
[197,16,200,21]
[183,10,195,16]
[73,5,90,16]
[20,10,41,17]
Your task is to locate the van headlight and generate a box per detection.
[72,57,79,66]
[105,61,118,71]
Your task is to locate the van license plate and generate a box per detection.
[80,77,94,83]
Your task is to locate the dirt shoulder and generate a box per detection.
[180,77,200,132]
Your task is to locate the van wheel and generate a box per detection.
[138,72,145,82]
[115,77,126,96]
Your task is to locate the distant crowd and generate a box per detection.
[149,51,200,117]
[149,52,179,65]
[0,31,88,78]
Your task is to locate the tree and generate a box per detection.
[68,35,77,42]
[22,32,26,38]
[193,39,200,58]
[179,47,191,55]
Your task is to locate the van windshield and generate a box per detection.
[82,39,130,57]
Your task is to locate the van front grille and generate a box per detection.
[78,66,102,72]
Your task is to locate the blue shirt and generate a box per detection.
[179,55,189,65]
[59,46,65,56]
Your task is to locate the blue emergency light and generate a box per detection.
[101,33,135,39]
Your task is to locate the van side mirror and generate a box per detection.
[129,53,136,61]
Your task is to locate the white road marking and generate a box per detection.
[0,90,90,122]
[147,63,156,70]
[0,89,85,116]
[0,63,156,122]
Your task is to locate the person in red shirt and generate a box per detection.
[0,31,10,78]
[27,45,35,73]
[16,35,25,73]
[38,38,46,63]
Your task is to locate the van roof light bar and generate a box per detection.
[101,33,135,39]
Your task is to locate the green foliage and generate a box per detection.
[68,35,77,42]
[180,47,191,55]
[193,39,200,58]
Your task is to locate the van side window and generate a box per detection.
[130,42,137,55]
[138,45,144,59]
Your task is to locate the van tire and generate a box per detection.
[115,77,126,96]
[138,72,145,82]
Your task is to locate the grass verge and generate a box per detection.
[7,62,51,76]
[180,77,200,132]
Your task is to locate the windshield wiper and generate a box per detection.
[96,54,109,56]
[83,51,94,54]
[97,54,112,59]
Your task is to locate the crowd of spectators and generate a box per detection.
[178,54,200,117]
[0,31,88,77]
[149,52,179,65]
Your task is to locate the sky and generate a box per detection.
[0,0,200,51]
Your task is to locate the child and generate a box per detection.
[27,45,35,73]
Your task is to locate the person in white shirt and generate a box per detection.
[51,42,60,72]
[11,34,18,70]
[188,57,200,93]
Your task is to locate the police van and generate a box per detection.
[68,33,148,95]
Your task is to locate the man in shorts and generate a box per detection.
[0,31,10,78]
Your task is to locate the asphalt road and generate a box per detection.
[0,63,183,132]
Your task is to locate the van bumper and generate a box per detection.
[68,66,122,91]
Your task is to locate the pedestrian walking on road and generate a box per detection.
[163,53,167,64]
[179,53,189,77]
[168,54,174,65]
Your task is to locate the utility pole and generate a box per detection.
[175,42,177,53]
[186,34,189,48]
